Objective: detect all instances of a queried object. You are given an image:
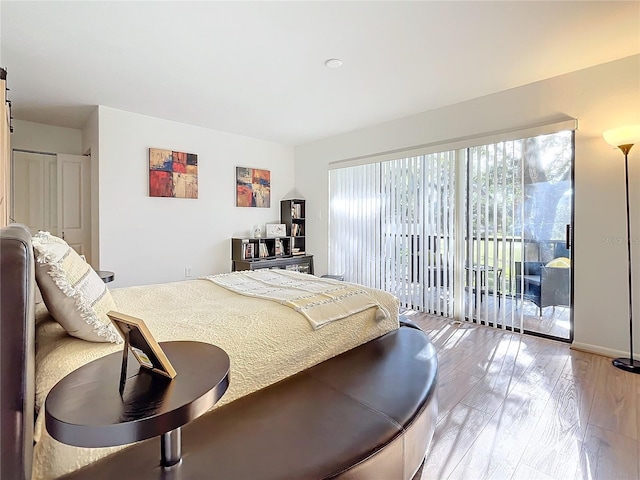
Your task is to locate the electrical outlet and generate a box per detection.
[184,267,192,278]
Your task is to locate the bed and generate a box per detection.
[0,224,437,480]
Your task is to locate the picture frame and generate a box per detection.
[107,311,177,379]
[236,167,271,208]
[149,148,198,199]
[274,238,284,256]
[266,223,286,237]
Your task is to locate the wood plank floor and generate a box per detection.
[407,287,571,339]
[407,312,640,480]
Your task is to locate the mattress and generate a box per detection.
[33,276,399,479]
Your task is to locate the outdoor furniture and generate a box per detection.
[515,261,570,317]
[466,263,502,304]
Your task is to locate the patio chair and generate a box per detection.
[515,260,570,317]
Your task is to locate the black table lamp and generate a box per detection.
[603,124,640,373]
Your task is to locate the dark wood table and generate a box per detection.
[45,341,229,468]
[96,270,115,283]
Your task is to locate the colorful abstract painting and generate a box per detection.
[236,167,270,208]
[149,148,198,199]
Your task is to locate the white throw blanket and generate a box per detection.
[205,270,390,329]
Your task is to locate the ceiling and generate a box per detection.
[1,1,639,146]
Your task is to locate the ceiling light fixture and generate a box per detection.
[324,58,343,69]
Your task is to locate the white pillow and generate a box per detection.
[31,231,121,343]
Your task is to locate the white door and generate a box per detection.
[12,152,58,235]
[57,154,91,260]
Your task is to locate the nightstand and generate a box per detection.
[45,341,229,468]
[96,270,115,283]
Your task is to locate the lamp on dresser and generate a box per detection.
[603,124,640,373]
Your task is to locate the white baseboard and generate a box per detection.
[570,342,640,361]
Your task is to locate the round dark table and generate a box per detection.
[96,270,115,283]
[45,341,229,468]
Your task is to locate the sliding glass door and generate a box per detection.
[464,131,573,340]
[329,129,574,341]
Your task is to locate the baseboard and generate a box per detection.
[570,342,640,361]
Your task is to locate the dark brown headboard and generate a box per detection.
[0,224,35,480]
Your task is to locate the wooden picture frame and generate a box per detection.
[107,311,177,379]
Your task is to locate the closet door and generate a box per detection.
[13,152,91,259]
[57,154,91,259]
[12,152,56,235]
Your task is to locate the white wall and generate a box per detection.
[97,106,294,287]
[294,54,640,358]
[12,119,83,154]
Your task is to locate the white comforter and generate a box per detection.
[33,276,398,479]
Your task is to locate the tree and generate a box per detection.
[522,131,572,261]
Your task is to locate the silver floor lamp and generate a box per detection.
[603,125,640,373]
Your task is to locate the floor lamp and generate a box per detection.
[603,125,640,373]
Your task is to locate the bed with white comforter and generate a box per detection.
[33,271,399,479]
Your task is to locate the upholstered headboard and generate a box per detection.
[0,224,35,480]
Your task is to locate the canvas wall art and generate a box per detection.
[236,167,271,208]
[149,148,198,199]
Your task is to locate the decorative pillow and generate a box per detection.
[31,231,121,343]
[545,256,571,268]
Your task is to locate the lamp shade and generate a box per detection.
[603,125,640,147]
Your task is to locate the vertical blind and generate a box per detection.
[329,127,574,334]
[329,163,383,290]
[329,151,456,315]
[465,141,524,331]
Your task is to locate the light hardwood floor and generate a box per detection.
[408,312,639,480]
[472,297,571,340]
[414,287,571,339]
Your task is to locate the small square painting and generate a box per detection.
[149,148,198,198]
[236,167,271,208]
